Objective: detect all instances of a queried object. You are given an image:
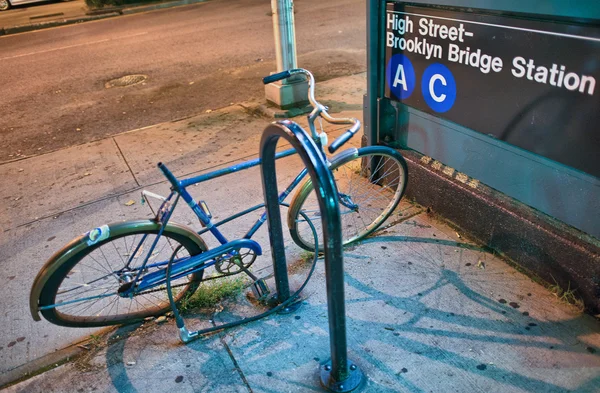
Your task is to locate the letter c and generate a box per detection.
[429,74,447,103]
[421,63,456,113]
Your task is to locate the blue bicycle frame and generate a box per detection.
[122,68,360,297]
[127,147,314,295]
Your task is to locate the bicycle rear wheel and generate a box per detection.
[288,146,408,251]
[36,220,207,327]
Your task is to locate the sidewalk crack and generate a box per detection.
[218,332,253,393]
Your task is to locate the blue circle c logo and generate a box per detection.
[386,54,416,100]
[421,63,456,113]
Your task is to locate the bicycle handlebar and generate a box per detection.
[327,122,361,153]
[262,71,292,84]
[263,68,360,153]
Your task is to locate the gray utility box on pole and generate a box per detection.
[265,0,309,109]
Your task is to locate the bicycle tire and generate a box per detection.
[288,146,408,251]
[36,220,207,327]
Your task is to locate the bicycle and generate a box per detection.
[29,68,408,331]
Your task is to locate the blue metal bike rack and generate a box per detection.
[260,120,363,393]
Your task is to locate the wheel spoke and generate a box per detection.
[40,225,204,327]
[290,149,407,251]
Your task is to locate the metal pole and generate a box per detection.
[271,0,298,81]
[366,0,379,146]
[265,0,308,109]
[260,121,362,392]
[260,132,291,303]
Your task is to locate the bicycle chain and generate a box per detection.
[132,273,231,297]
[134,282,189,296]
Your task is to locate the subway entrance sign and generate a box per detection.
[384,3,600,178]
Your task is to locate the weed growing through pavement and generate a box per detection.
[179,276,246,312]
[549,276,585,312]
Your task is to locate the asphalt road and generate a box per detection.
[0,0,366,162]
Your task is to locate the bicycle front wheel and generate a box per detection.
[288,146,408,251]
[36,220,207,327]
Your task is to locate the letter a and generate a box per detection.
[393,64,407,90]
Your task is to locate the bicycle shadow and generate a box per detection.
[105,325,142,393]
[98,234,600,393]
[211,234,600,392]
[103,318,253,393]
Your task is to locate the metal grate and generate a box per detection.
[105,74,147,88]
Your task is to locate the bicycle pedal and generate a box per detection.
[250,279,271,302]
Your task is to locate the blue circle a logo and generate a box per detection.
[386,54,416,100]
[421,63,457,113]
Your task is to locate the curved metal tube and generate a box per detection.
[260,120,362,391]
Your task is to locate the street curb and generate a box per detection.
[0,345,82,390]
[0,324,125,390]
[121,0,205,15]
[0,13,118,36]
[253,103,313,119]
[0,0,206,36]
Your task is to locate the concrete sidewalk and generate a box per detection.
[1,74,599,392]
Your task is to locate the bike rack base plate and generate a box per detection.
[276,297,303,314]
[320,360,363,392]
